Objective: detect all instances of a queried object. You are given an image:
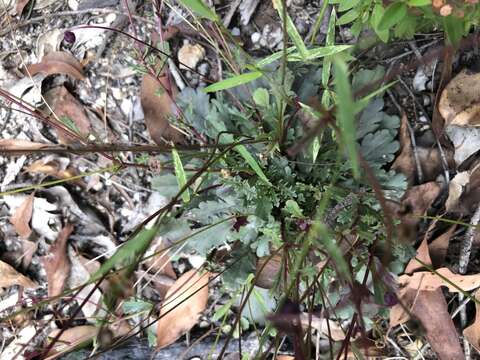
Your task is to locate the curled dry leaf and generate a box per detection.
[255,254,282,289]
[439,70,480,126]
[10,193,34,238]
[42,224,73,297]
[0,259,37,288]
[156,269,209,349]
[44,86,91,143]
[26,51,84,80]
[0,139,48,153]
[26,158,77,180]
[178,43,206,70]
[47,325,98,356]
[140,73,184,145]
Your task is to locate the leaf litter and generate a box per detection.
[4,1,480,359]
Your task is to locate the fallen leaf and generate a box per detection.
[140,73,184,144]
[0,139,48,152]
[255,254,282,289]
[10,193,34,238]
[275,356,294,360]
[44,86,91,143]
[26,51,84,80]
[464,289,480,352]
[391,113,415,184]
[429,225,456,268]
[0,260,37,288]
[445,125,480,167]
[399,267,480,293]
[47,325,98,356]
[391,181,441,242]
[298,313,345,341]
[145,240,177,298]
[156,269,209,349]
[15,0,30,15]
[145,239,177,280]
[42,224,73,297]
[398,288,463,360]
[445,171,470,212]
[26,158,77,180]
[21,239,38,269]
[457,165,480,214]
[439,70,480,126]
[178,43,206,70]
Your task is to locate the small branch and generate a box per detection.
[0,138,265,156]
[458,204,480,360]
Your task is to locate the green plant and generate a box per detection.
[333,0,480,43]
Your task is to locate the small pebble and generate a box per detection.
[251,32,261,44]
[63,31,76,45]
[197,62,209,76]
[423,94,431,107]
[231,27,240,36]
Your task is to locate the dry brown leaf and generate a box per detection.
[146,239,177,280]
[275,356,294,360]
[178,43,205,70]
[399,267,480,293]
[0,259,37,288]
[44,86,91,144]
[397,288,463,360]
[42,224,73,297]
[21,239,38,269]
[156,269,209,349]
[298,313,345,341]
[140,73,184,145]
[255,254,282,289]
[391,116,452,185]
[391,113,415,184]
[0,139,48,152]
[439,70,480,126]
[26,159,77,180]
[47,325,98,357]
[15,0,31,14]
[429,225,456,268]
[404,237,432,274]
[10,193,34,238]
[445,171,470,212]
[463,289,480,352]
[390,181,441,242]
[26,51,84,80]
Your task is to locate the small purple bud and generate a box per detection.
[233,216,248,232]
[384,291,398,307]
[296,218,311,232]
[63,31,76,44]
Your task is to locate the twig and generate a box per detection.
[458,204,480,360]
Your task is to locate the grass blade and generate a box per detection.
[333,58,359,178]
[91,224,160,282]
[177,0,219,21]
[235,144,271,186]
[272,0,308,59]
[204,71,262,93]
[172,148,190,203]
